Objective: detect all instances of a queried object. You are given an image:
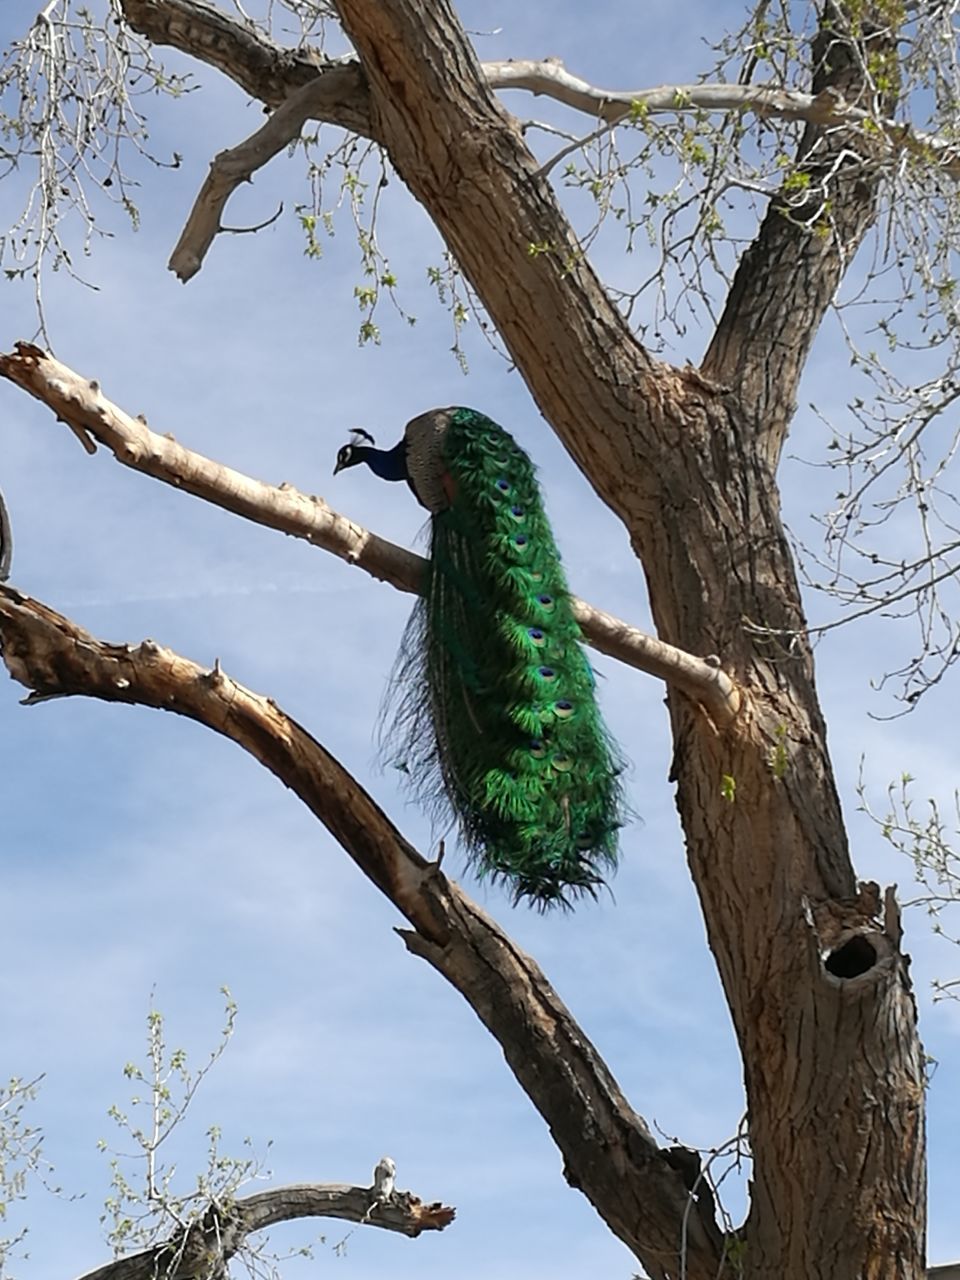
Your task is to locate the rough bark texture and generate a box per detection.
[323,2,926,1272]
[2,1,928,1278]
[0,587,721,1280]
[77,1179,454,1280]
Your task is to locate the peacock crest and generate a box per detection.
[337,406,625,908]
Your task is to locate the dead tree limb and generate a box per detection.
[0,586,723,1280]
[77,1173,455,1280]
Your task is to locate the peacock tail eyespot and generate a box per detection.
[537,666,557,681]
[512,535,529,550]
[495,478,511,493]
[551,754,574,772]
[536,593,555,611]
[527,627,546,647]
[554,700,574,718]
[529,739,546,758]
[509,505,525,521]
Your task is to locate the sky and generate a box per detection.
[1,2,959,1278]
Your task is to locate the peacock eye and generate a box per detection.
[537,593,555,610]
[538,666,557,681]
[496,478,510,493]
[513,535,529,549]
[554,700,574,718]
[529,739,546,759]
[509,505,525,521]
[527,627,545,647]
[552,754,573,773]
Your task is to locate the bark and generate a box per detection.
[321,2,927,1276]
[325,5,931,1274]
[6,1,929,1277]
[0,588,722,1280]
[76,1178,454,1280]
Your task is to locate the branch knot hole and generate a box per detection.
[823,933,878,979]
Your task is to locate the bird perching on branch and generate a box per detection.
[335,406,625,909]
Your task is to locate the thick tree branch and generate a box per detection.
[0,588,723,1280]
[77,1175,455,1280]
[119,0,372,122]
[701,3,901,462]
[0,342,740,723]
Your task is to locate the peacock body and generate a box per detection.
[335,407,624,907]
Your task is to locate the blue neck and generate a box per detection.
[359,440,408,482]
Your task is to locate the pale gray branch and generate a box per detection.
[115,0,960,178]
[169,72,379,282]
[0,343,741,724]
[486,63,959,175]
[172,58,960,281]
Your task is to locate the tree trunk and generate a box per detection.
[329,2,927,1276]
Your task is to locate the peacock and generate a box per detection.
[334,406,624,907]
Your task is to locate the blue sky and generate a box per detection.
[1,2,959,1277]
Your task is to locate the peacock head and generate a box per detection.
[334,428,376,474]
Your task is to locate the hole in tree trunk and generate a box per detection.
[824,934,877,979]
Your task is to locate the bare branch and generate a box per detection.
[168,77,339,281]
[164,39,960,283]
[113,1,960,170]
[0,588,723,1280]
[487,62,960,176]
[76,1176,455,1280]
[0,342,741,723]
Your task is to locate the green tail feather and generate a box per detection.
[388,408,625,908]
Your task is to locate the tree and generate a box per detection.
[0,0,957,1277]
